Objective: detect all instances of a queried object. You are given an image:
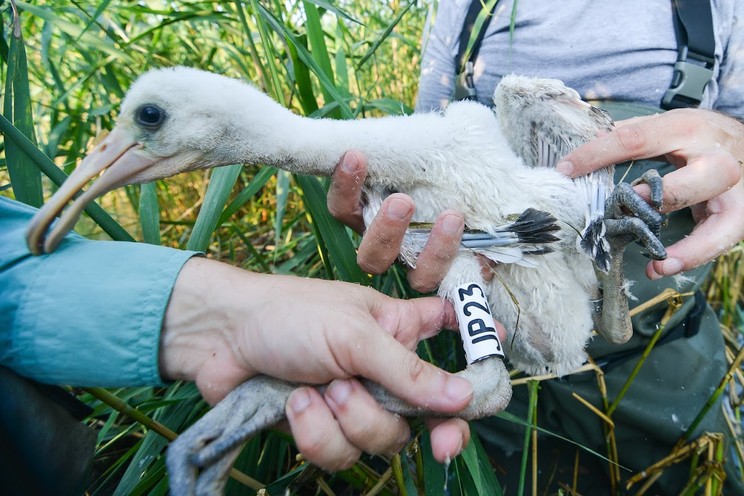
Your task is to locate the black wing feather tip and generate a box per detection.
[580,219,611,272]
[507,208,561,245]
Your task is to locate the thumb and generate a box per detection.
[344,295,473,413]
[353,338,474,413]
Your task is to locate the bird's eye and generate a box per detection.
[135,104,165,129]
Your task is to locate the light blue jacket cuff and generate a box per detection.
[1,197,199,387]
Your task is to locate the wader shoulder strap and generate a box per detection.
[452,0,500,101]
[661,0,716,109]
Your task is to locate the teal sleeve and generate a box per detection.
[0,197,199,386]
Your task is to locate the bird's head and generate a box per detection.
[493,74,585,118]
[493,74,610,164]
[26,67,271,255]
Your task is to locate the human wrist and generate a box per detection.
[158,257,253,384]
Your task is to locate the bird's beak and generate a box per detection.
[26,127,157,255]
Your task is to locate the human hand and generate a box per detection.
[327,150,466,292]
[159,257,483,469]
[557,109,744,280]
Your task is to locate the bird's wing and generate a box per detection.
[530,106,614,270]
[401,208,560,269]
[465,208,561,268]
[503,86,615,271]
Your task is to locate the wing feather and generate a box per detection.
[494,75,616,271]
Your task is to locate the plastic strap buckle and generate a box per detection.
[452,61,478,101]
[661,60,713,110]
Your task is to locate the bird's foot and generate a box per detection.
[605,169,667,260]
[455,358,513,419]
[166,376,295,496]
[594,170,666,344]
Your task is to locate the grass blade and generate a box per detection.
[355,1,415,70]
[420,430,447,496]
[139,182,161,245]
[303,0,359,25]
[256,2,352,118]
[458,434,503,495]
[4,8,42,207]
[245,0,286,104]
[302,1,339,117]
[218,166,277,225]
[287,36,320,115]
[15,1,134,63]
[518,380,540,496]
[273,169,290,250]
[295,174,367,284]
[186,164,242,252]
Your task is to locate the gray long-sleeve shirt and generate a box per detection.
[416,0,744,117]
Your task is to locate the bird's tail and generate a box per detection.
[579,217,611,272]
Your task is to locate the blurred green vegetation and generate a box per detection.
[1,0,741,494]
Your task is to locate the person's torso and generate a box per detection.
[416,0,735,113]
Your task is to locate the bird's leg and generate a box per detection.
[166,265,512,496]
[364,258,512,420]
[167,364,511,495]
[362,358,511,420]
[435,255,512,417]
[595,169,666,344]
[363,258,513,420]
[167,375,296,496]
[594,246,633,344]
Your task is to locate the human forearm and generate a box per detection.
[0,198,197,386]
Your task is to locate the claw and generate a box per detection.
[605,216,667,260]
[631,168,663,210]
[604,168,667,260]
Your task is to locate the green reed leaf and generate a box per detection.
[187,164,242,252]
[4,11,42,207]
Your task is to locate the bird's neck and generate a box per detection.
[228,93,456,184]
[253,112,363,175]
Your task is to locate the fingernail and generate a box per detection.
[449,437,464,459]
[342,152,359,174]
[441,213,464,236]
[649,267,662,280]
[287,388,312,414]
[445,376,473,404]
[661,258,683,276]
[387,197,413,220]
[556,160,574,175]
[327,379,352,405]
